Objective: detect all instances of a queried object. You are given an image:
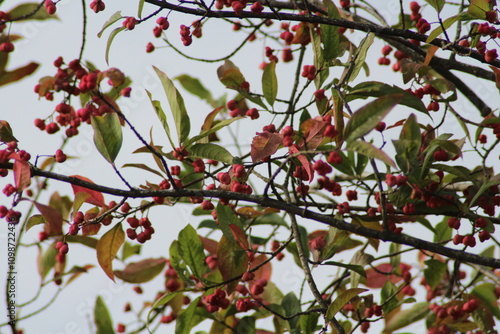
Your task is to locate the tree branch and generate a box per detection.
[3,163,499,268]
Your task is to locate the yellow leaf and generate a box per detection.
[96,223,125,281]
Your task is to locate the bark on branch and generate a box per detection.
[3,163,499,268]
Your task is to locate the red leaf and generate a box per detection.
[250,131,283,163]
[34,202,63,236]
[386,119,406,130]
[299,118,327,150]
[13,158,31,193]
[289,145,314,182]
[70,175,106,207]
[199,236,218,255]
[491,65,500,91]
[248,254,272,288]
[229,224,249,250]
[364,263,403,288]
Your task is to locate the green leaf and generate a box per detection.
[147,291,184,328]
[137,0,145,18]
[217,60,245,89]
[187,143,234,165]
[217,234,248,293]
[175,74,214,105]
[346,140,396,167]
[326,288,367,320]
[347,81,428,115]
[0,120,17,142]
[345,33,374,84]
[384,302,430,332]
[9,3,60,21]
[323,261,366,277]
[175,297,200,334]
[114,258,167,283]
[299,312,320,334]
[433,218,452,243]
[178,225,206,281]
[146,90,176,149]
[65,235,99,249]
[426,13,469,43]
[153,66,191,145]
[26,214,45,231]
[105,27,125,65]
[235,316,255,334]
[282,292,301,329]
[425,0,445,13]
[381,281,399,314]
[469,173,500,209]
[38,243,57,280]
[94,296,115,334]
[96,223,125,281]
[150,290,183,311]
[185,117,242,146]
[216,201,243,242]
[344,94,404,142]
[91,113,122,164]
[262,61,278,106]
[98,11,123,38]
[468,0,494,19]
[169,241,193,285]
[121,241,141,261]
[424,259,447,290]
[321,0,341,63]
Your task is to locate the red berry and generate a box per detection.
[90,0,106,13]
[433,150,448,161]
[463,235,476,247]
[485,49,498,63]
[116,323,126,333]
[0,42,14,53]
[381,45,393,56]
[250,2,263,13]
[143,42,154,54]
[409,1,420,13]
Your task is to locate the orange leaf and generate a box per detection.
[236,206,264,217]
[96,222,125,281]
[70,175,106,207]
[34,202,62,236]
[250,131,283,162]
[114,258,167,283]
[13,158,31,193]
[423,45,439,66]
